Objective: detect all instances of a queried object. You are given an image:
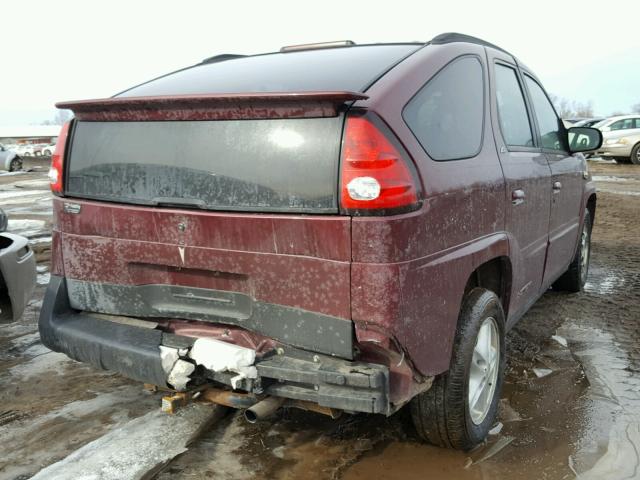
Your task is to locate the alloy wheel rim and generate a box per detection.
[468,317,500,425]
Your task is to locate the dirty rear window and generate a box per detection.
[118,45,421,97]
[66,118,343,213]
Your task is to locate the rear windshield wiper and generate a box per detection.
[150,197,207,209]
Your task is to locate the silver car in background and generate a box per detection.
[0,208,37,321]
[593,115,640,164]
[0,144,22,171]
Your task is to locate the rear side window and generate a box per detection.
[119,45,420,97]
[403,56,484,161]
[610,118,637,130]
[524,76,566,151]
[494,64,534,148]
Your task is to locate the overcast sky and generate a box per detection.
[2,0,639,126]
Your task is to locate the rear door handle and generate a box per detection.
[553,181,562,192]
[512,189,525,206]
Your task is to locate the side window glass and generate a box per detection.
[635,119,640,129]
[610,120,624,131]
[524,76,566,151]
[403,56,484,161]
[494,64,534,148]
[623,119,634,129]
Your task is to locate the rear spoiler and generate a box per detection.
[56,92,368,121]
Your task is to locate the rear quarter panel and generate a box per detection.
[350,43,508,376]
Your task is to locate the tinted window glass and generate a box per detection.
[403,56,484,161]
[67,118,343,213]
[611,119,635,130]
[119,45,420,97]
[524,76,565,151]
[635,118,640,128]
[494,65,534,147]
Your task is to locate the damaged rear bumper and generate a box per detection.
[39,275,391,415]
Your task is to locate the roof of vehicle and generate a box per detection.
[116,43,424,98]
[603,114,640,122]
[116,33,521,99]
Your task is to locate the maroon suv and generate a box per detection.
[40,33,602,449]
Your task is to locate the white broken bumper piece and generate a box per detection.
[189,337,258,389]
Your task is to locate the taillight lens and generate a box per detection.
[340,116,419,212]
[49,121,70,195]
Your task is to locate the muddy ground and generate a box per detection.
[0,158,638,480]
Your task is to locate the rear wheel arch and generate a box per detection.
[631,142,640,165]
[463,256,512,318]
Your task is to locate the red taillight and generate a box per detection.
[49,121,70,195]
[340,116,419,212]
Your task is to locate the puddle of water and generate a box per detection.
[558,322,640,478]
[584,267,626,294]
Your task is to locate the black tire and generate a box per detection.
[631,143,640,165]
[615,156,631,164]
[9,157,22,172]
[411,288,506,450]
[553,209,592,292]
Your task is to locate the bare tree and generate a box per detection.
[549,94,594,118]
[40,109,73,126]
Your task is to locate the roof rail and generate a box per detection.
[201,54,247,65]
[430,32,511,56]
[280,40,355,53]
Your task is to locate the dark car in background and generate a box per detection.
[39,33,601,449]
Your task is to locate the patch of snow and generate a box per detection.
[488,422,503,435]
[551,334,568,347]
[9,351,72,380]
[29,235,52,246]
[29,403,220,480]
[9,331,40,348]
[14,179,52,189]
[0,189,46,200]
[36,265,48,273]
[597,188,640,197]
[532,368,553,378]
[7,218,47,237]
[592,175,633,183]
[37,273,51,285]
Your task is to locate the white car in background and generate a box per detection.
[12,145,35,157]
[0,144,22,171]
[42,143,57,156]
[592,115,640,164]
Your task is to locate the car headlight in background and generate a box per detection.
[605,137,628,145]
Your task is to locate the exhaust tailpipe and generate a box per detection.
[244,396,286,423]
